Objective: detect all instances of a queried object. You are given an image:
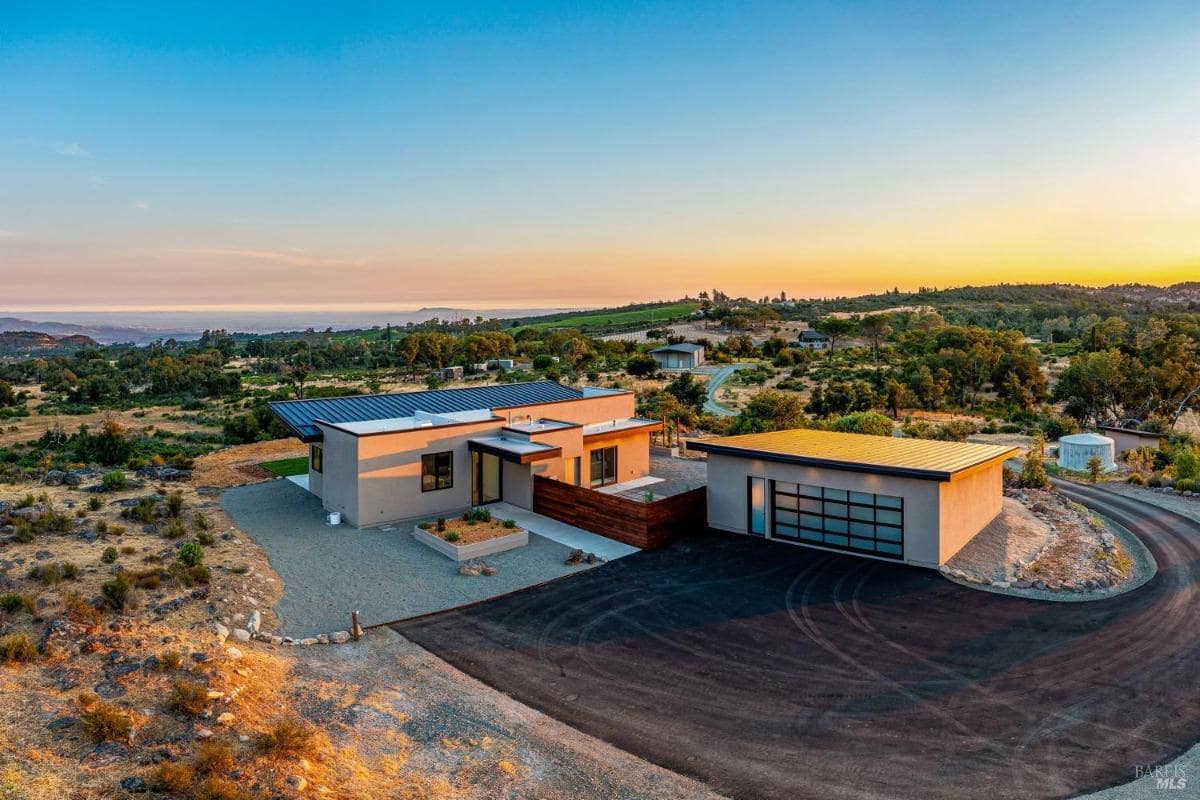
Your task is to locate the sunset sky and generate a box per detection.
[1,1,1197,310]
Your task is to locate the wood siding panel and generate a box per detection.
[533,476,706,549]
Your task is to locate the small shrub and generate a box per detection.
[14,493,36,509]
[163,518,186,539]
[178,541,204,567]
[1149,474,1163,488]
[87,496,103,511]
[194,740,235,774]
[158,649,184,671]
[1176,478,1197,494]
[30,563,61,585]
[502,519,517,529]
[443,530,460,543]
[120,545,137,554]
[195,529,215,546]
[0,592,33,615]
[150,763,195,793]
[0,633,36,663]
[1127,473,1147,486]
[169,562,210,586]
[75,507,88,518]
[101,546,119,564]
[13,519,34,543]
[131,568,162,590]
[166,491,184,518]
[229,564,250,575]
[108,523,126,535]
[64,592,103,626]
[1086,455,1104,484]
[61,561,79,580]
[193,513,211,532]
[169,680,210,717]
[101,470,128,491]
[95,519,108,534]
[255,716,313,757]
[101,573,134,610]
[436,517,446,532]
[81,701,132,742]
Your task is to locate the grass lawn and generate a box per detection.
[515,301,698,333]
[260,456,310,477]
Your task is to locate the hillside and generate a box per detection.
[0,330,99,355]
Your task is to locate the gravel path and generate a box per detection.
[221,480,602,636]
[1102,482,1200,524]
[700,364,754,416]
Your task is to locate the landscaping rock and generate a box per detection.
[213,621,230,643]
[480,564,499,576]
[246,609,261,635]
[330,630,351,644]
[47,715,79,731]
[93,680,126,699]
[231,628,251,643]
[64,471,83,487]
[458,561,483,577]
[44,470,66,486]
[564,549,585,565]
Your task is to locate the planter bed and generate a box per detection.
[413,518,529,562]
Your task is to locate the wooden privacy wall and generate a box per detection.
[533,476,706,549]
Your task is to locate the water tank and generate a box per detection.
[1058,433,1116,472]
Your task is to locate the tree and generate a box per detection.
[1086,455,1104,483]
[625,354,658,377]
[813,317,860,356]
[0,380,15,407]
[829,411,894,436]
[860,314,892,362]
[883,377,909,418]
[1020,434,1051,489]
[665,372,705,410]
[730,390,807,434]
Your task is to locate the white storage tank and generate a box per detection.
[1057,433,1116,472]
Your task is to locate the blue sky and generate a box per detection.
[1,1,1197,309]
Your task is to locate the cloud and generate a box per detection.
[133,200,150,210]
[53,142,91,158]
[168,247,368,270]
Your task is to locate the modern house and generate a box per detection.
[269,381,661,528]
[687,429,1017,569]
[649,343,705,370]
[796,330,832,350]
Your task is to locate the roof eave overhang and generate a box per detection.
[687,440,1018,483]
[583,420,663,444]
[468,440,562,464]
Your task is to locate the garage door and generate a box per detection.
[770,481,904,559]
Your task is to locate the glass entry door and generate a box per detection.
[747,477,766,536]
[471,451,502,505]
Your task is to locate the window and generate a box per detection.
[310,445,323,474]
[421,451,453,492]
[589,446,618,487]
[770,481,903,559]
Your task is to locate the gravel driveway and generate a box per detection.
[221,480,602,636]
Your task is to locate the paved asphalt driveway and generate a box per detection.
[397,483,1200,800]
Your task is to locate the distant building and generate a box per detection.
[487,358,515,370]
[649,343,705,370]
[1097,425,1165,457]
[797,330,831,350]
[430,366,464,382]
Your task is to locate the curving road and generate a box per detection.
[701,363,755,416]
[397,483,1200,800]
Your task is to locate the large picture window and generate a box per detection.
[589,446,618,488]
[421,451,454,492]
[771,481,903,559]
[310,445,323,474]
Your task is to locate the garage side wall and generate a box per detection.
[316,426,360,525]
[307,445,324,500]
[937,462,1004,564]
[704,453,944,568]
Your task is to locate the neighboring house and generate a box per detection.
[1097,425,1165,457]
[796,330,831,350]
[269,381,661,528]
[649,343,705,370]
[688,429,1017,569]
[430,366,463,381]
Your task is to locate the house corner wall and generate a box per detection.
[317,426,361,526]
[938,463,1004,564]
[307,445,324,500]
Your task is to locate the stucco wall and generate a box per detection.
[316,426,361,525]
[1104,429,1163,457]
[704,453,944,568]
[499,393,635,427]
[584,431,652,486]
[502,459,534,509]
[937,463,1004,564]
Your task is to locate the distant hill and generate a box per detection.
[796,282,1200,314]
[0,316,169,345]
[0,330,99,356]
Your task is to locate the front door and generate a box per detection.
[471,451,502,505]
[747,476,766,536]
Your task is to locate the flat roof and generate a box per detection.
[649,343,704,353]
[1098,425,1165,438]
[687,429,1018,481]
[503,418,578,434]
[318,408,497,436]
[269,380,597,442]
[468,436,561,463]
[582,417,663,437]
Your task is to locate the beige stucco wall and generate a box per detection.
[937,463,1004,563]
[703,452,946,568]
[583,431,652,486]
[499,393,635,427]
[1104,429,1163,457]
[316,426,361,525]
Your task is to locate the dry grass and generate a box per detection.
[192,439,307,488]
[80,700,133,743]
[169,680,211,717]
[0,633,36,663]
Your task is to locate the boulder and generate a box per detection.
[330,630,351,644]
[231,628,251,643]
[213,622,230,643]
[64,471,83,487]
[246,610,261,635]
[44,470,66,486]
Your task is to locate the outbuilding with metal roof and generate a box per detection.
[687,429,1018,568]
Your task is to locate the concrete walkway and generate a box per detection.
[487,501,639,561]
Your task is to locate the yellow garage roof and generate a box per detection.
[687,428,1018,481]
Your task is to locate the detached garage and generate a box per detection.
[687,429,1018,569]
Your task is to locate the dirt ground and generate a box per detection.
[946,497,1055,583]
[0,385,222,447]
[0,464,722,800]
[193,439,308,488]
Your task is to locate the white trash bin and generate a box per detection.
[327,512,341,526]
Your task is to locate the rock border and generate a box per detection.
[940,515,1157,603]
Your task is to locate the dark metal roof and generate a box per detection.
[269,380,585,442]
[798,330,831,341]
[649,343,704,354]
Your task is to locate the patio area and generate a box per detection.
[221,479,634,636]
[600,453,708,502]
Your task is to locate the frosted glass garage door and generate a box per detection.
[770,481,904,559]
